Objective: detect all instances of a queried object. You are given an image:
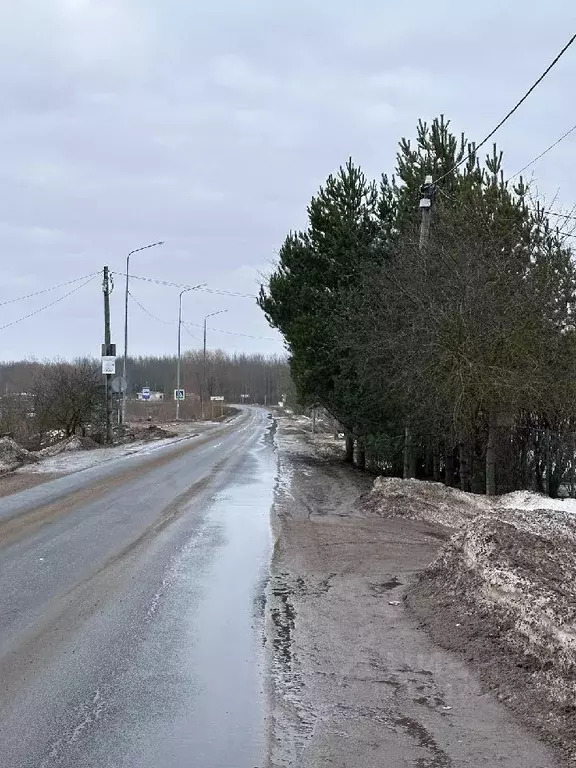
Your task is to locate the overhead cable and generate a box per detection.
[0,271,100,308]
[0,274,98,332]
[433,33,576,184]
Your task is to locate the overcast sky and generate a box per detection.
[0,0,575,361]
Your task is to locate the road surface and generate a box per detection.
[0,407,274,768]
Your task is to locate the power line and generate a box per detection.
[510,122,576,181]
[547,210,576,222]
[183,320,281,342]
[434,32,576,184]
[128,290,176,325]
[0,272,100,308]
[0,274,98,332]
[182,324,201,342]
[128,288,273,342]
[110,271,257,299]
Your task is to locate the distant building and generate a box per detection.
[136,390,164,401]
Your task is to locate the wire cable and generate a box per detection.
[183,320,281,342]
[0,274,98,332]
[110,271,257,298]
[182,324,201,342]
[0,271,100,308]
[510,122,576,181]
[546,210,576,222]
[128,290,176,324]
[434,33,576,184]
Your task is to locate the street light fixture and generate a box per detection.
[121,240,165,424]
[202,309,228,419]
[176,284,206,420]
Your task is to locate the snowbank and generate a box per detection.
[360,476,576,760]
[0,437,38,473]
[496,489,576,515]
[358,477,490,529]
[409,506,576,760]
[37,435,99,457]
[360,477,576,530]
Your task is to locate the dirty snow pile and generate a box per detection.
[358,477,491,529]
[0,437,38,473]
[36,435,99,457]
[410,506,576,759]
[361,477,576,759]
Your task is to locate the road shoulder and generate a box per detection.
[266,418,560,767]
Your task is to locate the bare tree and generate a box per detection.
[33,360,105,438]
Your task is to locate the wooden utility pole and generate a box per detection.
[404,175,435,479]
[102,266,113,444]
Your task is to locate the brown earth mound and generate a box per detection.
[408,507,576,764]
[132,424,177,442]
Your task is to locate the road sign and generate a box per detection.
[101,356,116,375]
[210,396,224,401]
[174,389,185,401]
[110,376,127,394]
[141,387,151,401]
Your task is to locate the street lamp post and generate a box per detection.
[176,287,192,421]
[175,283,205,420]
[202,309,227,419]
[121,240,165,425]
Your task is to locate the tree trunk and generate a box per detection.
[459,440,471,492]
[432,441,441,482]
[403,422,414,479]
[445,440,455,486]
[534,430,544,493]
[344,434,354,464]
[571,431,575,498]
[486,413,497,496]
[356,439,366,470]
[545,428,551,496]
[519,433,528,490]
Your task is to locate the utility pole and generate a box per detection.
[102,266,113,444]
[418,174,434,252]
[404,175,436,479]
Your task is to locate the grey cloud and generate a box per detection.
[0,0,574,361]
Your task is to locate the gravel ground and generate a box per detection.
[266,418,560,767]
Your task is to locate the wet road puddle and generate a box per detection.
[115,427,275,768]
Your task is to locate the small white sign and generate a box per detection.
[174,389,185,401]
[102,356,116,374]
[210,396,224,401]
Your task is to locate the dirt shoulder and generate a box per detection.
[266,418,560,767]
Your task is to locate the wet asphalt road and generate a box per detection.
[0,407,274,768]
